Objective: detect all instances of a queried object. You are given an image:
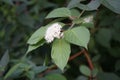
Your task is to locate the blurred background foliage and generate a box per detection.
[0,0,120,80]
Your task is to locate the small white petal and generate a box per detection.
[44,23,64,43]
[83,16,93,23]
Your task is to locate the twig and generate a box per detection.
[83,49,94,80]
[83,49,94,70]
[69,49,84,61]
[69,10,85,29]
[78,10,85,18]
[68,23,75,29]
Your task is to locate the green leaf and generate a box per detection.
[27,27,47,45]
[68,0,101,10]
[26,71,35,80]
[77,0,101,11]
[80,65,91,76]
[9,68,24,78]
[97,72,120,80]
[45,74,67,80]
[26,44,40,53]
[0,50,9,67]
[67,0,83,9]
[26,40,45,53]
[81,22,94,28]
[70,9,80,18]
[51,39,71,70]
[32,66,47,74]
[46,7,71,19]
[6,62,31,78]
[4,63,22,79]
[64,26,90,48]
[101,0,120,14]
[91,68,98,77]
[73,18,83,24]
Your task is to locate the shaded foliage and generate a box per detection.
[0,0,120,80]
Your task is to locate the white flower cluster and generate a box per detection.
[83,16,93,23]
[45,23,63,43]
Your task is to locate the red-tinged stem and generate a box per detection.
[83,49,94,70]
[83,49,94,80]
[69,49,84,61]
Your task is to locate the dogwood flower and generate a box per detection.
[45,23,63,43]
[83,16,93,23]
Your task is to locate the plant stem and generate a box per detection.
[82,49,94,80]
[69,49,84,61]
[69,10,85,29]
[21,52,29,60]
[78,10,85,18]
[68,23,75,29]
[83,50,94,70]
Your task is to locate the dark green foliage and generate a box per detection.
[0,0,120,80]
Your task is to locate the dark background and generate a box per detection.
[0,0,120,80]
